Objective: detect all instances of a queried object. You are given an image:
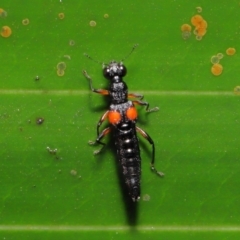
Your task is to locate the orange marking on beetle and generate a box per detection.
[126,107,138,121]
[108,110,121,124]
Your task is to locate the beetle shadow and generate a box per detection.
[88,100,108,113]
[137,110,157,125]
[109,139,139,227]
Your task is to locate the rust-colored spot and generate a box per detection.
[126,107,138,121]
[180,23,192,32]
[211,63,223,76]
[196,27,207,37]
[108,111,121,124]
[193,18,207,37]
[191,15,203,26]
[1,26,12,38]
[195,22,207,35]
[199,19,208,28]
[226,47,236,56]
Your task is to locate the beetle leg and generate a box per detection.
[89,127,111,155]
[136,126,164,177]
[95,111,109,136]
[133,100,159,113]
[128,92,144,100]
[83,70,109,95]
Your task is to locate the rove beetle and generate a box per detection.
[83,44,164,202]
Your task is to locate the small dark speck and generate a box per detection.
[36,117,44,125]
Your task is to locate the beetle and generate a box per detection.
[83,45,164,202]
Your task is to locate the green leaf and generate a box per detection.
[1,0,240,239]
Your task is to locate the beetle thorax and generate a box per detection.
[109,82,128,104]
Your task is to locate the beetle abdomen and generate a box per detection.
[114,121,141,202]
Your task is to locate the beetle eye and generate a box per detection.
[119,64,127,77]
[103,67,111,80]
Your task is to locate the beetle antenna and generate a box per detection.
[121,44,139,62]
[84,53,103,65]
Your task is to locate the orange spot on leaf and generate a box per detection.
[180,24,192,32]
[1,26,12,38]
[226,47,236,56]
[211,64,223,76]
[191,15,203,26]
